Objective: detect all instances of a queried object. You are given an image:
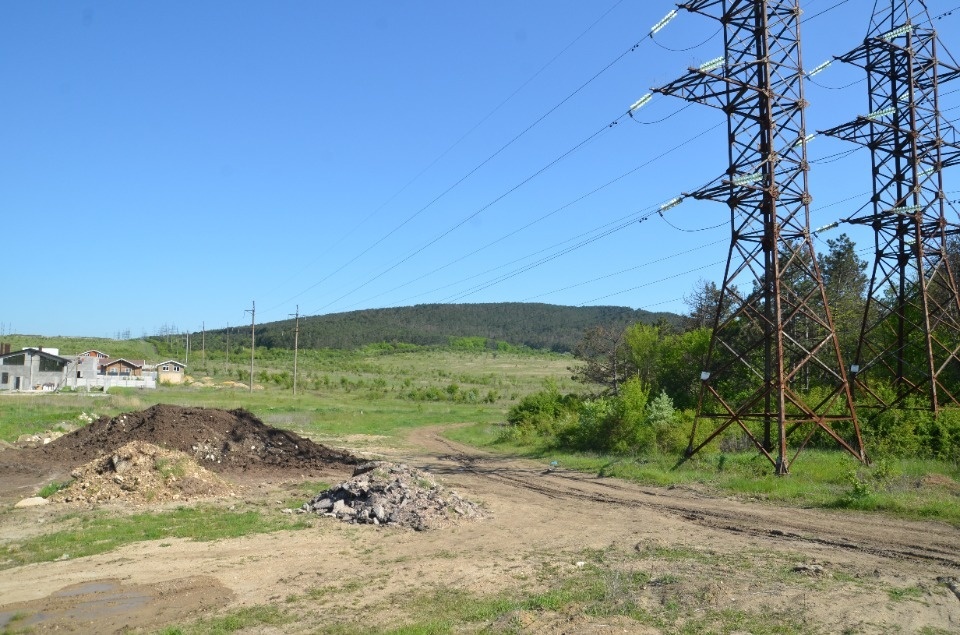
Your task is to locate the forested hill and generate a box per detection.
[236,303,682,353]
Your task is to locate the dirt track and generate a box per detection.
[1,424,959,633]
[411,428,960,570]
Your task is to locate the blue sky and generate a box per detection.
[2,1,958,338]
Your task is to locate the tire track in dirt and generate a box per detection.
[409,427,960,571]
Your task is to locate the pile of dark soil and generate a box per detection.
[32,404,358,475]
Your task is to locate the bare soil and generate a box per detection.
[0,410,959,633]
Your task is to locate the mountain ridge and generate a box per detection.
[239,302,682,353]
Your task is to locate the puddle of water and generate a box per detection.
[2,579,151,629]
[51,580,120,598]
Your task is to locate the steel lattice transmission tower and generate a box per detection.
[820,0,960,415]
[653,0,865,474]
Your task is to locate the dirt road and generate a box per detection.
[410,427,960,570]
[1,425,958,633]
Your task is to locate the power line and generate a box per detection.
[578,259,724,306]
[437,174,726,304]
[656,210,725,232]
[933,4,960,20]
[444,212,653,303]
[628,101,694,125]
[313,116,624,314]
[277,0,919,326]
[524,237,726,302]
[803,0,854,23]
[277,5,685,318]
[808,75,866,90]
[336,119,726,312]
[651,26,721,52]
[259,0,636,316]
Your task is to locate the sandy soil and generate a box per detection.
[1,423,959,633]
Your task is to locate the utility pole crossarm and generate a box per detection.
[652,60,731,108]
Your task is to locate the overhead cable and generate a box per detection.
[262,0,649,316]
[338,120,726,311]
[300,5,687,315]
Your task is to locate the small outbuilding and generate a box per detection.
[156,360,186,384]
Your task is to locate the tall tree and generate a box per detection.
[820,233,868,361]
[683,279,723,331]
[570,325,635,396]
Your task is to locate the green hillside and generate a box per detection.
[203,303,682,353]
[2,303,681,358]
[0,335,161,360]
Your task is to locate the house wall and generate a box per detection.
[81,375,156,390]
[157,369,185,384]
[101,361,142,377]
[74,357,100,378]
[0,352,68,391]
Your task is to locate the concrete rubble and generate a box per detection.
[301,461,486,531]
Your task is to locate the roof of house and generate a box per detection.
[156,360,186,368]
[79,350,109,357]
[99,358,145,368]
[0,348,71,363]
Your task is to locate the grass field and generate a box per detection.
[3,342,958,526]
[2,342,960,633]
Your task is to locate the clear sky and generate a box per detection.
[2,1,958,338]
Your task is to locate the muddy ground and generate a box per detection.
[0,406,958,633]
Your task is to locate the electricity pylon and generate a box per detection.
[653,0,865,474]
[820,0,960,415]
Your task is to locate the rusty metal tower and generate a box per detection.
[653,0,865,474]
[821,0,960,414]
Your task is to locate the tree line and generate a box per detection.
[182,303,683,355]
[516,234,960,461]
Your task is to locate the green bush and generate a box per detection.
[505,381,581,438]
[508,380,693,456]
[862,403,960,460]
[556,379,652,454]
[921,409,960,460]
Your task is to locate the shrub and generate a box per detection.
[860,403,960,460]
[506,381,580,438]
[555,379,652,454]
[646,390,687,454]
[920,409,960,461]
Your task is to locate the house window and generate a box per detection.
[3,354,25,366]
[1,372,7,384]
[162,365,169,371]
[39,358,64,372]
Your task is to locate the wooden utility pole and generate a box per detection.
[245,301,256,392]
[290,305,300,396]
[225,322,230,376]
[201,322,206,372]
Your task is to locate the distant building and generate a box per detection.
[0,348,71,391]
[99,358,145,377]
[78,350,109,359]
[68,352,155,390]
[156,360,186,384]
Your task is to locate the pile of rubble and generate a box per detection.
[50,440,236,506]
[302,461,486,531]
